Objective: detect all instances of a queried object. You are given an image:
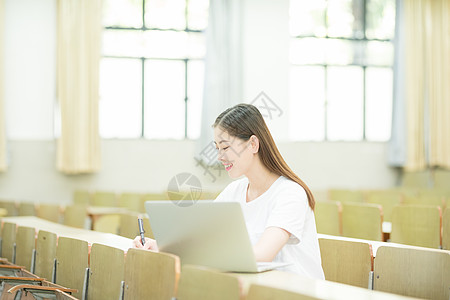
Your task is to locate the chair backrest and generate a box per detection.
[443,208,450,250]
[18,202,37,216]
[391,205,441,248]
[314,201,341,236]
[433,169,450,188]
[118,212,154,239]
[341,203,383,241]
[88,243,125,300]
[63,204,87,229]
[373,245,450,299]
[73,190,90,205]
[118,193,142,212]
[328,189,364,203]
[403,194,444,208]
[318,238,372,288]
[365,190,402,222]
[401,170,431,188]
[177,265,241,300]
[37,204,61,223]
[91,191,117,207]
[1,222,17,263]
[55,237,89,299]
[123,248,180,300]
[15,226,36,271]
[140,193,168,212]
[35,230,57,280]
[246,284,321,300]
[93,214,121,234]
[0,201,18,216]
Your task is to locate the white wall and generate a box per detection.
[0,0,400,204]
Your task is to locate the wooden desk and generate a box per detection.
[1,216,132,251]
[233,270,418,299]
[86,206,129,230]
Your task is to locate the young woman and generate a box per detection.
[134,103,324,280]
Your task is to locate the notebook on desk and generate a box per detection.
[145,201,290,273]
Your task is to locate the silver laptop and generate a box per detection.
[145,201,290,273]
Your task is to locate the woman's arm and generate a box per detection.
[253,227,290,262]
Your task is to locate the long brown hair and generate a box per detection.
[213,103,315,210]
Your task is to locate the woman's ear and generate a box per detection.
[249,135,259,154]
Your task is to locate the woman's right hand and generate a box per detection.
[132,236,159,252]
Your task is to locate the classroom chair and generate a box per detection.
[63,204,88,229]
[373,245,450,299]
[140,193,168,212]
[400,170,431,188]
[443,208,450,250]
[365,190,403,222]
[91,191,117,207]
[36,204,61,223]
[2,282,77,300]
[314,201,341,236]
[55,237,89,299]
[118,212,154,239]
[15,226,36,272]
[118,193,142,212]
[341,203,383,241]
[403,194,444,209]
[328,189,365,203]
[73,190,90,205]
[1,222,17,263]
[18,202,36,216]
[390,205,441,248]
[318,238,373,289]
[246,284,320,300]
[0,201,18,216]
[123,248,180,300]
[433,169,450,189]
[177,265,241,300]
[93,214,120,234]
[87,243,125,300]
[34,230,57,281]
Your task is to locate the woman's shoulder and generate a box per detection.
[272,176,308,200]
[215,177,248,202]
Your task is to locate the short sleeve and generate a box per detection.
[265,183,309,244]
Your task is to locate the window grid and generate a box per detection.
[290,0,394,141]
[102,0,204,139]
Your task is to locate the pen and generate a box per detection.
[138,218,145,246]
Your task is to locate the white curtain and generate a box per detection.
[56,0,102,174]
[0,0,6,172]
[197,0,243,158]
[389,0,450,170]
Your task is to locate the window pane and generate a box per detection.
[367,41,394,66]
[144,60,185,139]
[145,0,186,30]
[103,30,205,59]
[103,0,143,28]
[188,0,209,30]
[289,0,326,37]
[366,67,393,141]
[326,39,365,65]
[366,0,396,40]
[327,0,364,38]
[99,58,142,138]
[187,60,204,139]
[102,30,143,57]
[327,66,364,140]
[289,66,325,141]
[290,38,326,65]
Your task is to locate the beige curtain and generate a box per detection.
[56,0,102,174]
[0,0,6,172]
[404,0,450,170]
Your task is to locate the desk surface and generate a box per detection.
[1,216,132,251]
[232,270,418,299]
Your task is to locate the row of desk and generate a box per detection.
[0,216,422,300]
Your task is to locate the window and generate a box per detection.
[289,0,395,141]
[100,0,208,139]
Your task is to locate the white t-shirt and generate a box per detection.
[215,176,325,280]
